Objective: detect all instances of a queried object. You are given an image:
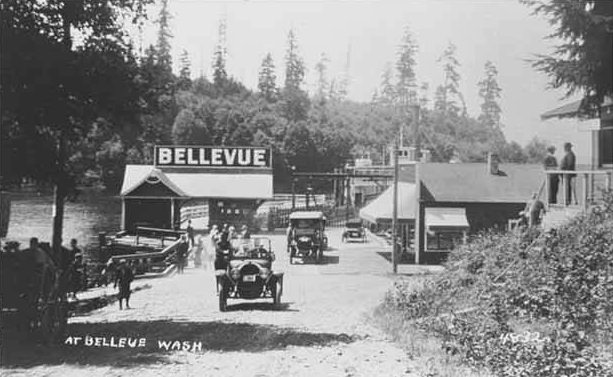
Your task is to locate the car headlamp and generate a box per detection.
[231,268,240,280]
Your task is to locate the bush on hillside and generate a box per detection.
[381,191,613,377]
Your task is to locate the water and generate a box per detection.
[4,190,121,251]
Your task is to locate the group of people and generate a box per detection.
[544,142,576,205]
[520,142,577,228]
[178,221,252,272]
[209,223,251,269]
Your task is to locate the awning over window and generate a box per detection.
[120,165,273,199]
[425,208,469,232]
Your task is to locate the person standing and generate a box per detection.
[560,142,576,205]
[543,146,559,204]
[186,219,195,248]
[176,235,188,274]
[114,259,134,310]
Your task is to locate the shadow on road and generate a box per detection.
[376,251,447,265]
[290,255,339,265]
[226,302,298,312]
[1,320,358,368]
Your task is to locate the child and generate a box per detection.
[114,259,134,310]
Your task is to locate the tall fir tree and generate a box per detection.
[396,26,418,105]
[314,52,330,103]
[178,49,192,90]
[380,63,396,105]
[435,42,466,116]
[212,17,228,88]
[258,53,278,102]
[477,61,502,129]
[156,0,173,72]
[284,29,305,91]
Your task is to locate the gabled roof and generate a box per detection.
[120,165,273,199]
[120,166,184,196]
[541,97,613,120]
[419,163,543,203]
[541,100,584,120]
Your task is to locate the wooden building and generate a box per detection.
[119,146,273,232]
[414,161,543,263]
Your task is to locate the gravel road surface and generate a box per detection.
[1,229,431,377]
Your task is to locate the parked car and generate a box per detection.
[342,220,367,243]
[215,237,283,311]
[287,211,327,264]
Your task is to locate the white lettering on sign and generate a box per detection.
[154,146,271,168]
[211,148,222,165]
[238,149,250,165]
[187,148,198,165]
[158,148,172,164]
[199,148,210,165]
[174,148,186,164]
[223,148,237,165]
[254,149,266,166]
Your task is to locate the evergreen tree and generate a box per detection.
[212,17,228,88]
[178,49,192,90]
[396,26,419,105]
[284,29,305,91]
[156,0,173,72]
[281,29,309,121]
[521,0,613,109]
[314,52,330,103]
[380,63,396,105]
[258,53,278,102]
[477,61,502,129]
[435,42,466,116]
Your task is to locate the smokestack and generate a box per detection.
[487,153,500,175]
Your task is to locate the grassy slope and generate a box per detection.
[375,194,613,377]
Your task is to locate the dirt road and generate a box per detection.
[1,230,435,377]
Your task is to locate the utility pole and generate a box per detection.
[391,138,399,274]
[414,104,421,161]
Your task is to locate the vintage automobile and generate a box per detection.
[342,220,367,243]
[215,237,283,312]
[287,211,328,264]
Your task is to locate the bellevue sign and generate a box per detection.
[154,146,271,168]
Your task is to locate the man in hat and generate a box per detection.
[560,142,576,205]
[543,145,559,204]
[114,259,134,310]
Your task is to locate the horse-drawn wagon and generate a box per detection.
[1,242,69,343]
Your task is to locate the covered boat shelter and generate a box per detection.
[119,146,273,232]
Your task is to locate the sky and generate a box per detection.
[136,0,581,146]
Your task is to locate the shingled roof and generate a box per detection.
[419,163,544,203]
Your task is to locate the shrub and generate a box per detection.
[380,192,613,376]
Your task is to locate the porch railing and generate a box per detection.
[544,169,612,209]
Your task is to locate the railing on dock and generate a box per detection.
[544,169,612,209]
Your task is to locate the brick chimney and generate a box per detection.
[487,153,500,175]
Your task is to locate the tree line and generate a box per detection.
[2,0,609,250]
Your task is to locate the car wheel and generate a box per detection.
[218,283,227,312]
[315,248,322,264]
